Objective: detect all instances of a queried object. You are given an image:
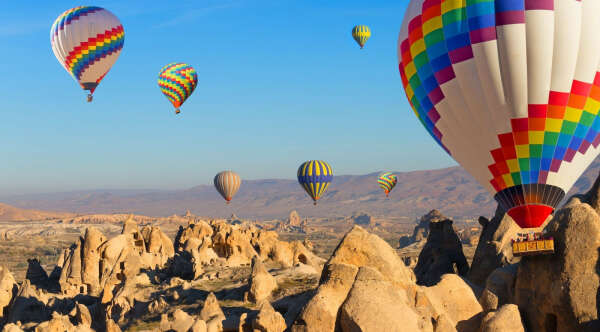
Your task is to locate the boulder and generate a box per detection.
[479,304,524,332]
[514,196,600,332]
[467,206,522,287]
[481,264,517,310]
[288,210,301,227]
[199,292,225,324]
[421,274,482,332]
[171,309,196,332]
[414,217,469,286]
[252,301,287,332]
[292,226,415,332]
[248,256,277,303]
[0,265,17,319]
[1,324,24,332]
[34,312,75,332]
[191,319,208,332]
[339,266,420,332]
[324,226,414,287]
[291,263,358,332]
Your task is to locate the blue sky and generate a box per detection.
[0,0,455,195]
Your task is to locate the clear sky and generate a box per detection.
[0,0,455,195]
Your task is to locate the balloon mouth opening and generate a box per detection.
[507,204,554,229]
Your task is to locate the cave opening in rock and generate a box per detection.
[298,254,308,265]
[545,313,557,332]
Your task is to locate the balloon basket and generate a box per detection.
[511,232,554,257]
[175,109,181,115]
[87,94,93,102]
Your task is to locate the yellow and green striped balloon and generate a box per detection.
[352,25,371,49]
[157,63,198,115]
[297,160,333,205]
[377,172,398,197]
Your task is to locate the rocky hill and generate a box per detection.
[0,203,74,222]
[5,159,600,221]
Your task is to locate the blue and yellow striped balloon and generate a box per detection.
[352,25,371,49]
[377,172,397,197]
[297,160,333,205]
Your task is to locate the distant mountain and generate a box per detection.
[3,160,600,220]
[0,203,75,222]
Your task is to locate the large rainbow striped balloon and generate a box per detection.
[158,63,198,115]
[297,160,333,205]
[398,0,600,229]
[50,6,124,101]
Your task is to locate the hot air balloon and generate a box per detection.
[214,171,241,204]
[352,25,371,49]
[398,0,600,256]
[297,160,333,205]
[50,6,124,102]
[158,63,198,115]
[378,172,398,197]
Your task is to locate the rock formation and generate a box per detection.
[251,301,286,332]
[399,209,445,248]
[171,219,324,280]
[247,256,277,303]
[0,266,17,320]
[288,210,301,227]
[467,206,522,287]
[199,292,225,331]
[291,226,483,332]
[479,304,524,332]
[339,266,420,331]
[57,220,174,297]
[413,216,469,286]
[514,185,600,332]
[25,259,51,290]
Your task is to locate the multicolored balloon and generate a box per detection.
[214,171,241,204]
[352,25,371,49]
[50,6,124,102]
[297,160,333,205]
[158,63,198,115]
[398,1,600,229]
[377,172,397,197]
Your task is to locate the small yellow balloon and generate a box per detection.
[352,25,371,49]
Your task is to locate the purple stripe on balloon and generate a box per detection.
[496,11,525,26]
[550,159,561,172]
[564,148,577,162]
[434,67,455,84]
[593,135,600,148]
[449,46,474,64]
[428,87,445,105]
[525,0,554,10]
[428,108,441,123]
[579,140,591,154]
[469,27,497,44]
[433,127,442,140]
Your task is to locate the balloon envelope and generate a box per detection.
[158,63,198,113]
[50,6,124,97]
[398,0,600,228]
[352,25,371,49]
[214,171,241,203]
[297,160,333,204]
[378,172,398,196]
